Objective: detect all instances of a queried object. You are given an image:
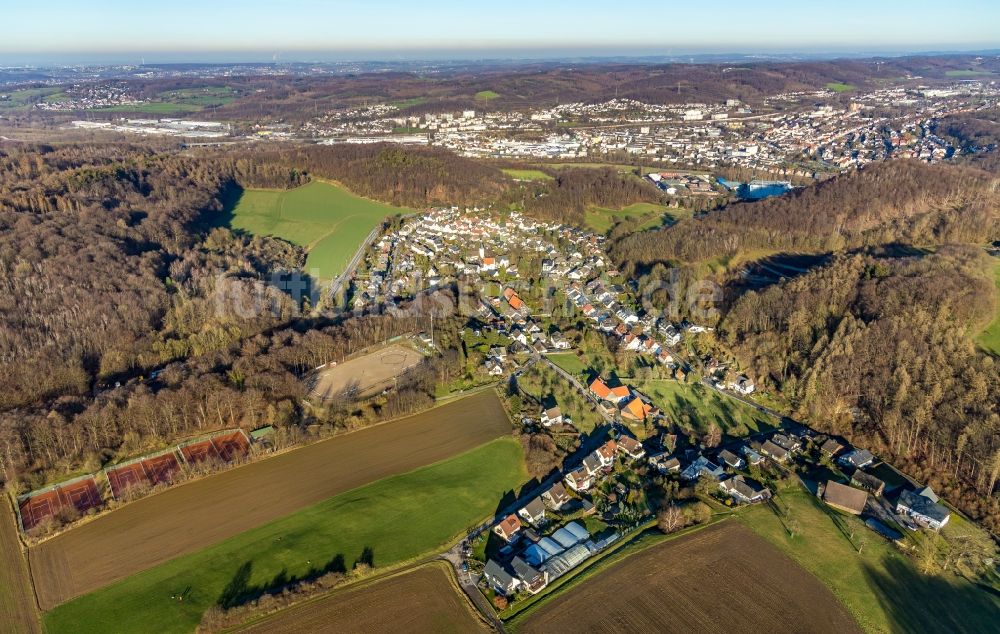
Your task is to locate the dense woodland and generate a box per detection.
[614,160,1000,268]
[610,156,1000,531]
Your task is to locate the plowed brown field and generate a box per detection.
[518,521,861,634]
[30,390,510,610]
[0,496,41,633]
[239,563,489,633]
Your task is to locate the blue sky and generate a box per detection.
[3,0,999,62]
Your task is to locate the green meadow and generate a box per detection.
[975,259,1000,356]
[826,82,856,92]
[585,202,671,234]
[45,438,527,634]
[503,168,554,181]
[224,181,409,280]
[634,379,774,437]
[740,487,1000,633]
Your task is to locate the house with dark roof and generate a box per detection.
[564,467,593,492]
[839,448,875,470]
[616,436,646,461]
[770,433,801,453]
[819,437,846,457]
[719,475,770,504]
[760,440,789,463]
[680,456,725,481]
[717,449,745,470]
[851,471,885,496]
[648,452,681,474]
[740,445,763,466]
[511,556,548,594]
[518,497,547,526]
[482,559,519,595]
[541,482,570,510]
[822,481,868,515]
[897,488,951,530]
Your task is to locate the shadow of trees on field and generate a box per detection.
[862,556,1000,633]
[218,548,369,609]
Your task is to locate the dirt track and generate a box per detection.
[30,390,510,610]
[0,496,41,633]
[309,343,424,400]
[239,563,489,633]
[519,521,861,634]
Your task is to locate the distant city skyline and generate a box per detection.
[3,0,999,65]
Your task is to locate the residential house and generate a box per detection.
[511,556,548,594]
[482,559,519,596]
[617,436,646,461]
[518,497,547,526]
[594,440,618,469]
[740,445,763,466]
[760,440,789,463]
[648,452,681,474]
[549,332,571,349]
[493,513,523,542]
[819,437,846,458]
[680,456,726,481]
[541,482,570,510]
[728,375,755,395]
[717,449,745,470]
[541,406,564,427]
[564,467,593,492]
[771,434,802,454]
[484,358,504,376]
[719,475,770,504]
[896,489,951,530]
[822,481,868,515]
[839,449,875,470]
[851,471,886,496]
[620,395,655,422]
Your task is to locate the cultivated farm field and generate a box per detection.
[30,390,511,609]
[44,437,525,634]
[308,343,425,400]
[0,496,41,633]
[239,562,489,633]
[517,521,861,634]
[224,180,408,279]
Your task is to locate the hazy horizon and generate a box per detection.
[3,0,999,66]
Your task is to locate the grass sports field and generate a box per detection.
[223,181,409,280]
[502,168,553,181]
[44,437,526,634]
[308,343,425,401]
[826,82,857,92]
[975,259,1000,356]
[635,379,774,436]
[30,390,511,609]
[585,202,670,233]
[740,487,1000,633]
[516,521,860,633]
[239,562,488,633]
[0,496,41,633]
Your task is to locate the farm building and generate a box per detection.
[896,489,951,530]
[851,471,886,496]
[822,481,868,515]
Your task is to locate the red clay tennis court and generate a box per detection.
[106,462,150,500]
[180,439,222,465]
[141,452,181,486]
[211,431,251,463]
[18,477,102,531]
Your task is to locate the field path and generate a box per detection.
[0,494,42,633]
[30,390,511,610]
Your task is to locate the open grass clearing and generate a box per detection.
[222,180,409,280]
[238,561,488,633]
[634,378,774,437]
[475,90,500,101]
[502,168,553,181]
[585,202,670,234]
[44,437,526,634]
[826,82,857,92]
[30,390,511,609]
[515,520,860,633]
[739,487,1000,633]
[975,258,1000,356]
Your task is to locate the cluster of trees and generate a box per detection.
[722,248,1000,530]
[614,160,1000,269]
[519,167,661,224]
